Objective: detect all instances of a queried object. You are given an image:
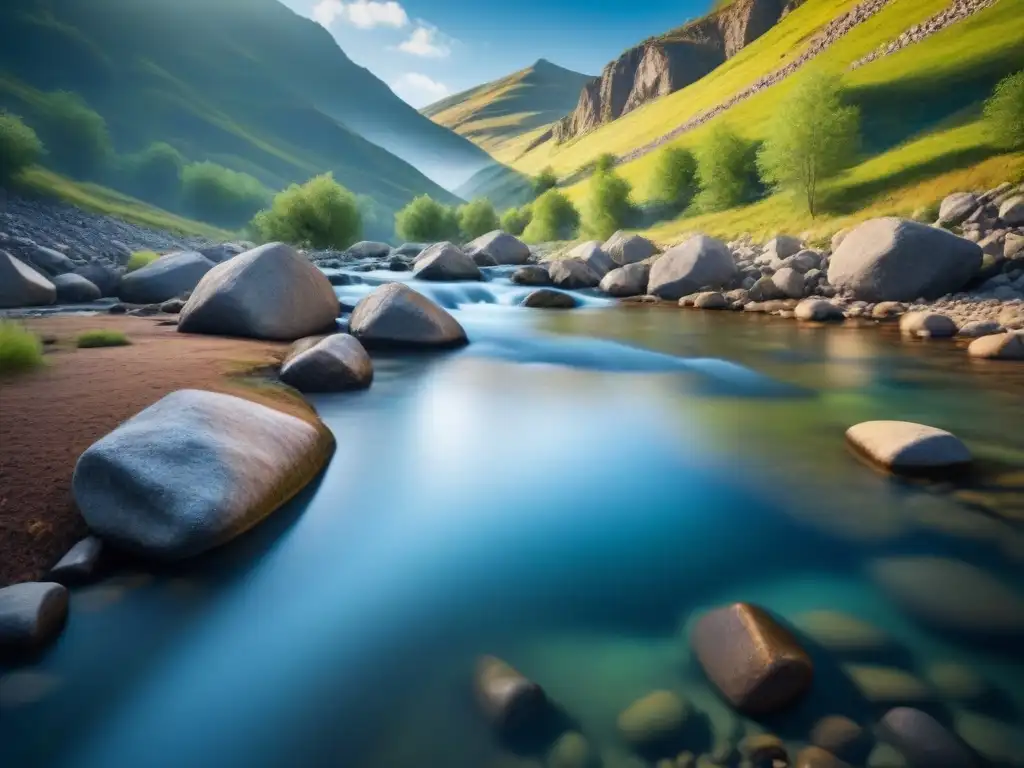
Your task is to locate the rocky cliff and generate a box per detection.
[553,0,793,142]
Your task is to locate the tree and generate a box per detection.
[458,198,500,240]
[251,173,361,249]
[395,195,461,242]
[583,169,637,240]
[649,146,698,211]
[33,91,113,180]
[0,113,43,183]
[533,166,558,196]
[984,70,1024,150]
[500,205,532,236]
[695,125,762,212]
[594,153,616,174]
[180,161,270,228]
[757,71,860,216]
[122,142,184,208]
[522,189,579,243]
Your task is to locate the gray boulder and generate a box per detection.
[764,235,803,260]
[24,245,76,277]
[784,250,821,273]
[345,241,392,260]
[53,273,101,303]
[939,192,978,226]
[392,243,426,258]
[999,195,1024,226]
[772,267,805,299]
[521,289,576,309]
[648,235,736,300]
[603,231,657,265]
[880,708,975,768]
[0,251,56,308]
[49,537,104,586]
[0,582,68,658]
[350,282,467,348]
[73,263,121,297]
[828,218,982,301]
[600,263,650,297]
[748,275,786,302]
[470,251,498,267]
[465,231,531,265]
[72,389,334,560]
[846,421,970,474]
[120,251,215,305]
[570,240,616,276]
[279,334,373,392]
[549,258,600,289]
[413,242,482,281]
[511,265,552,286]
[178,243,339,341]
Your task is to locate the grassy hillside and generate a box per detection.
[422,59,593,157]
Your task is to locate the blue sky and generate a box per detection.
[279,0,713,107]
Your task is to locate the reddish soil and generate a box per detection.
[0,315,316,587]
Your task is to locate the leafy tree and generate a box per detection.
[500,205,532,236]
[522,189,579,243]
[251,173,361,249]
[984,70,1024,150]
[33,91,113,180]
[180,161,270,228]
[0,112,43,183]
[649,146,698,210]
[458,198,500,240]
[583,169,637,240]
[122,142,184,207]
[395,194,461,242]
[533,166,558,196]
[695,125,762,212]
[594,153,616,174]
[757,72,860,216]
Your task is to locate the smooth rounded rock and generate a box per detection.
[968,332,1024,360]
[0,582,69,658]
[413,242,482,281]
[810,716,871,762]
[465,231,531,266]
[795,299,844,322]
[600,263,650,297]
[512,265,552,286]
[120,251,214,305]
[764,235,804,260]
[279,334,373,392]
[521,289,577,309]
[344,241,392,260]
[772,267,805,299]
[939,193,978,226]
[693,291,727,309]
[549,258,600,290]
[958,320,1002,338]
[899,311,958,338]
[603,231,657,266]
[0,251,56,308]
[617,690,689,751]
[73,263,121,297]
[846,421,971,474]
[999,195,1024,226]
[548,731,595,768]
[350,282,467,348]
[648,236,736,300]
[52,273,101,303]
[474,656,547,733]
[880,708,976,768]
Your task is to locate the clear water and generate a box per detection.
[2,268,1023,768]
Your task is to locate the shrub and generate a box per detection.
[695,125,763,212]
[76,330,131,348]
[533,167,558,196]
[0,321,44,374]
[583,170,637,240]
[395,195,461,242]
[33,91,113,180]
[122,142,185,208]
[458,198,500,240]
[126,250,160,272]
[984,70,1024,149]
[251,173,362,249]
[180,162,270,229]
[649,146,698,211]
[522,189,579,243]
[500,205,532,236]
[594,153,616,174]
[0,113,44,183]
[758,71,860,216]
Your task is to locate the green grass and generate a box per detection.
[76,329,131,348]
[0,320,44,374]
[126,250,161,272]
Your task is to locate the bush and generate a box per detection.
[395,195,461,242]
[522,189,579,243]
[0,113,44,183]
[33,91,113,180]
[583,170,637,240]
[180,162,270,229]
[500,205,533,236]
[126,250,160,272]
[122,142,184,208]
[251,173,362,249]
[758,72,860,216]
[649,146,698,211]
[594,153,616,174]
[458,198,500,240]
[0,321,44,374]
[77,329,131,348]
[533,167,558,196]
[984,70,1024,150]
[695,125,763,212]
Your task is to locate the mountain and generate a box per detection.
[422,59,593,159]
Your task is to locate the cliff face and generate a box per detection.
[553,0,788,142]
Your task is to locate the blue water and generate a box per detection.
[2,269,1023,768]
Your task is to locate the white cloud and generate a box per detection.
[391,72,450,107]
[311,0,408,30]
[398,25,451,58]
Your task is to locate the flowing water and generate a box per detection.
[2,267,1024,768]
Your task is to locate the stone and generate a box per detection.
[795,299,844,322]
[748,275,786,302]
[465,231,531,266]
[392,243,425,258]
[958,320,1002,338]
[511,265,552,286]
[831,228,851,252]
[72,389,334,560]
[413,242,482,281]
[600,263,650,297]
[785,250,821,273]
[549,258,601,289]
[48,537,104,586]
[764,235,803,260]
[772,267,805,299]
[939,193,978,226]
[691,603,813,714]
[160,298,186,314]
[521,289,577,309]
[953,710,1024,767]
[872,301,905,319]
[794,747,852,768]
[571,240,617,276]
[474,656,547,733]
[0,251,56,308]
[350,282,467,348]
[52,273,101,303]
[828,218,982,301]
[739,733,787,762]
[617,690,689,751]
[846,421,971,474]
[843,664,932,704]
[603,231,657,266]
[279,334,373,392]
[693,291,727,309]
[1005,233,1024,259]
[119,251,215,305]
[810,716,871,762]
[472,251,499,267]
[73,263,121,297]
[968,332,1024,360]
[388,256,411,271]
[548,732,595,768]
[899,311,958,338]
[178,243,339,341]
[344,241,392,260]
[0,582,68,658]
[23,244,75,276]
[978,231,1006,257]
[648,236,737,300]
[999,195,1024,226]
[880,708,975,768]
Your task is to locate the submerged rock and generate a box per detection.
[521,289,576,309]
[279,334,373,392]
[48,537,104,586]
[52,273,101,303]
[349,282,467,348]
[968,332,1024,360]
[617,690,689,752]
[413,242,482,281]
[474,656,548,733]
[880,708,975,768]
[603,231,657,266]
[548,732,595,768]
[600,263,650,297]
[119,251,214,305]
[810,716,871,763]
[648,235,736,300]
[0,251,56,308]
[465,231,531,266]
[846,421,971,474]
[549,258,600,290]
[0,582,68,659]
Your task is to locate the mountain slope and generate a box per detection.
[422,59,593,158]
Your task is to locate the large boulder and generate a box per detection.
[846,421,971,475]
[72,389,334,560]
[279,334,373,392]
[600,263,650,297]
[828,218,982,301]
[344,241,392,260]
[647,235,736,300]
[511,265,552,286]
[178,243,339,341]
[0,251,56,308]
[772,267,805,299]
[73,263,122,297]
[53,273,101,303]
[999,195,1024,226]
[691,602,813,714]
[350,282,467,348]
[549,258,601,289]
[474,656,548,734]
[465,231,531,266]
[939,193,979,226]
[120,251,215,305]
[880,708,975,768]
[570,240,616,277]
[968,331,1024,360]
[413,242,482,281]
[899,311,958,338]
[0,582,69,659]
[603,231,657,266]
